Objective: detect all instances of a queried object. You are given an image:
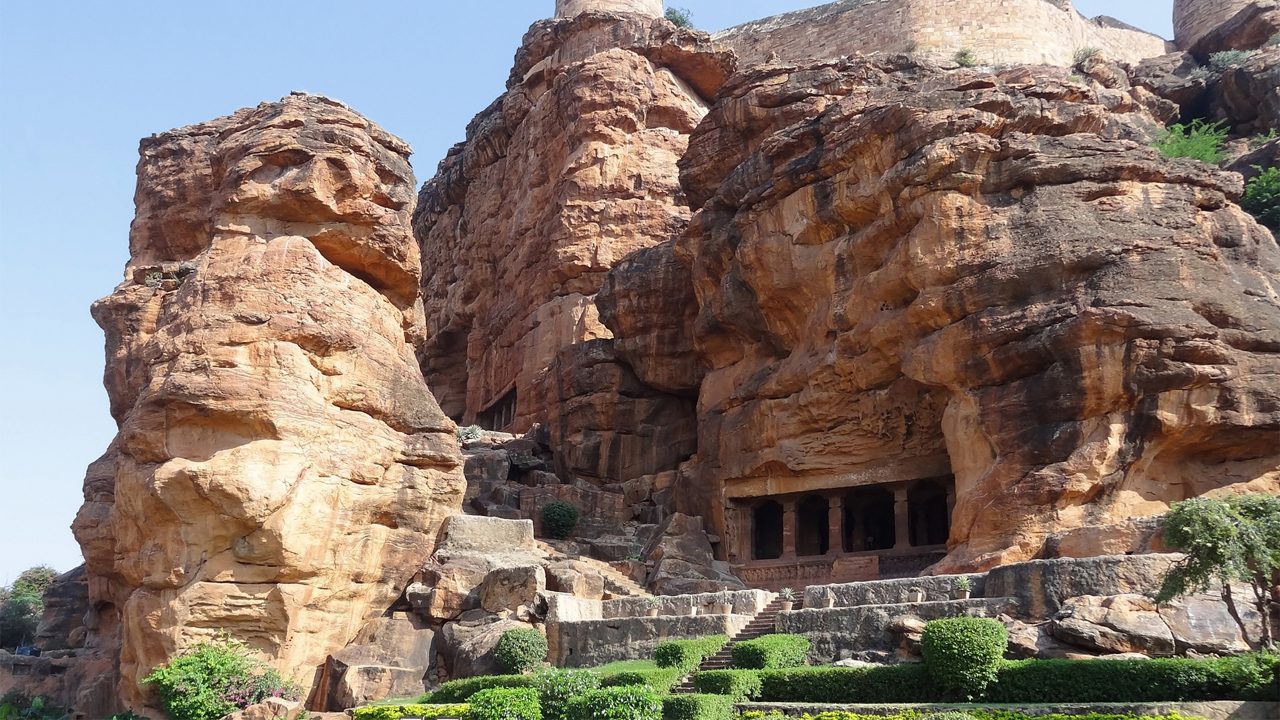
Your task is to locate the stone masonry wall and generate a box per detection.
[714,0,1170,68]
[1174,0,1254,49]
[556,0,663,17]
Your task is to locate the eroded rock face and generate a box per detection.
[674,57,1280,571]
[72,93,465,708]
[414,11,731,487]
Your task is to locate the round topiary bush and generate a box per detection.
[495,628,549,674]
[541,501,580,539]
[566,686,662,720]
[470,687,542,720]
[921,617,1008,701]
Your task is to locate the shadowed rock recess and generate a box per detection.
[72,93,465,710]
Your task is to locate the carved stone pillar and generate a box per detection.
[827,496,844,555]
[782,500,798,560]
[894,485,911,549]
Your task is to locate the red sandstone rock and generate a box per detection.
[72,93,465,709]
[668,57,1280,572]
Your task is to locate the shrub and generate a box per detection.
[921,617,1008,700]
[599,667,685,693]
[566,686,662,720]
[664,7,693,29]
[352,705,470,720]
[730,635,809,669]
[541,502,580,540]
[691,669,762,700]
[1249,129,1278,149]
[457,425,485,443]
[1208,49,1256,72]
[654,636,729,671]
[1073,47,1100,65]
[533,669,599,720]
[954,49,978,67]
[756,665,938,703]
[142,637,301,720]
[469,688,540,720]
[0,693,67,720]
[425,675,535,703]
[495,629,548,674]
[989,653,1280,702]
[1243,166,1280,233]
[661,694,734,720]
[1154,119,1228,163]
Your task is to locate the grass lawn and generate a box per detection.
[587,659,661,673]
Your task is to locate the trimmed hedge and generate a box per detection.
[742,712,1206,720]
[352,705,469,720]
[731,635,810,670]
[424,675,535,703]
[495,629,549,674]
[654,636,729,671]
[599,667,685,693]
[988,655,1280,702]
[566,686,662,720]
[470,688,540,720]
[534,669,600,720]
[921,617,1008,700]
[691,669,762,700]
[706,654,1280,704]
[661,694,734,720]
[756,665,938,703]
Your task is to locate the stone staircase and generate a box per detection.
[535,541,650,598]
[675,593,802,691]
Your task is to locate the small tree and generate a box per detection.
[664,7,693,29]
[0,566,58,650]
[1156,494,1280,649]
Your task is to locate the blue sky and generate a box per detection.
[0,1,1174,586]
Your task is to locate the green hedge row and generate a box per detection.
[660,694,734,720]
[423,675,535,703]
[352,704,470,720]
[470,688,540,720]
[693,653,1280,703]
[599,667,686,693]
[654,636,729,671]
[566,686,662,720]
[730,634,809,670]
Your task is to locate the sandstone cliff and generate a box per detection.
[414,11,732,486]
[72,93,465,709]
[665,56,1280,571]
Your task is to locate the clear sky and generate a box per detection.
[0,0,1174,586]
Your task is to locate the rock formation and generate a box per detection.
[72,93,465,709]
[413,10,732,489]
[669,55,1280,572]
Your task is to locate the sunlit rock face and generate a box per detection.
[674,57,1280,571]
[73,93,465,709]
[414,12,732,486]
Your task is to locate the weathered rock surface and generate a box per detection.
[315,613,436,709]
[34,566,89,652]
[414,10,731,488]
[1180,1,1280,57]
[669,56,1280,570]
[71,93,466,709]
[1210,47,1280,136]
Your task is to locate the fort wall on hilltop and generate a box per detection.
[714,0,1170,68]
[555,0,662,18]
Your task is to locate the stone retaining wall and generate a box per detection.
[604,589,772,619]
[551,614,752,667]
[777,598,1019,663]
[714,0,1170,68]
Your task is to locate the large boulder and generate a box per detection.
[672,54,1280,570]
[441,618,532,678]
[70,93,466,707]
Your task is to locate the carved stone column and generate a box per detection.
[782,500,798,560]
[894,485,911,549]
[827,496,844,555]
